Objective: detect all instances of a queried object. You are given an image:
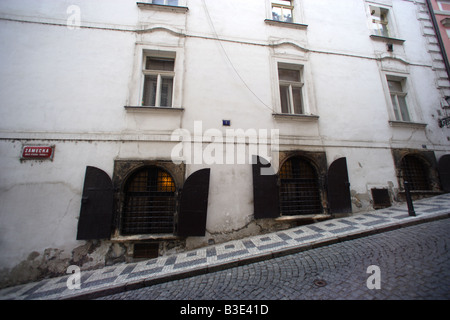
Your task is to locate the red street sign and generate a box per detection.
[22,146,54,160]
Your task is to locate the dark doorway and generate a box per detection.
[438,154,450,192]
[327,157,352,214]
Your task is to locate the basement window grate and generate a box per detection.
[133,243,159,259]
[371,188,391,209]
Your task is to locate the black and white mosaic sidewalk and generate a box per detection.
[1,194,450,300]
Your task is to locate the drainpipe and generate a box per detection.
[426,0,450,81]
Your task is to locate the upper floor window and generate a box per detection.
[437,0,450,12]
[271,0,294,23]
[142,54,175,107]
[150,0,179,6]
[278,63,304,114]
[370,6,390,37]
[387,77,410,122]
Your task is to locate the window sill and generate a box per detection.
[264,19,308,30]
[275,214,330,222]
[136,2,189,13]
[388,120,427,129]
[370,34,405,45]
[273,113,319,122]
[125,106,185,113]
[111,234,179,242]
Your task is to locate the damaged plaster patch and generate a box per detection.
[351,190,372,211]
[0,241,129,289]
[0,248,70,289]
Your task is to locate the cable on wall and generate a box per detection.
[201,0,275,113]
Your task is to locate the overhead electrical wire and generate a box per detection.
[201,0,275,113]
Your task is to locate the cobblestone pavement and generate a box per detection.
[1,193,449,301]
[100,218,450,300]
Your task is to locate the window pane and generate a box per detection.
[398,96,410,122]
[388,80,402,92]
[283,8,293,23]
[280,85,290,113]
[273,0,292,5]
[143,75,158,106]
[152,0,165,5]
[272,6,282,21]
[167,0,178,6]
[278,68,300,82]
[146,57,174,71]
[160,77,173,107]
[292,87,303,114]
[391,95,401,121]
[370,6,390,37]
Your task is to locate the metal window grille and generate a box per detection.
[122,167,176,235]
[279,157,322,215]
[400,155,431,191]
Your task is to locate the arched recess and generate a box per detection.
[278,156,323,216]
[121,166,177,235]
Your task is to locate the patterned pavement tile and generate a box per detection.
[1,193,449,300]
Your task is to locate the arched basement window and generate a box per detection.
[400,155,432,191]
[121,166,176,235]
[279,157,322,215]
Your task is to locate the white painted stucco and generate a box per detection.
[0,0,449,286]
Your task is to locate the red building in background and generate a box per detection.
[428,0,450,79]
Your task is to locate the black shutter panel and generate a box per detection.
[327,157,352,214]
[252,155,280,219]
[438,154,450,192]
[76,166,114,240]
[178,168,211,237]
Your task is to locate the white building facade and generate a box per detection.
[1,0,450,287]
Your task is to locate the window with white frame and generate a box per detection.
[370,5,390,37]
[437,0,450,12]
[150,0,179,6]
[387,77,411,122]
[278,63,304,114]
[271,0,294,23]
[142,54,175,107]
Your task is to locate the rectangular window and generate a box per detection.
[278,64,304,114]
[438,0,450,12]
[370,6,390,37]
[388,78,410,122]
[142,56,175,107]
[150,0,179,6]
[272,0,293,23]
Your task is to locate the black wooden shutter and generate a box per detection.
[438,154,450,192]
[76,166,114,240]
[327,157,352,214]
[252,155,280,219]
[178,168,211,237]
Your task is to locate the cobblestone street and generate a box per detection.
[100,218,450,300]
